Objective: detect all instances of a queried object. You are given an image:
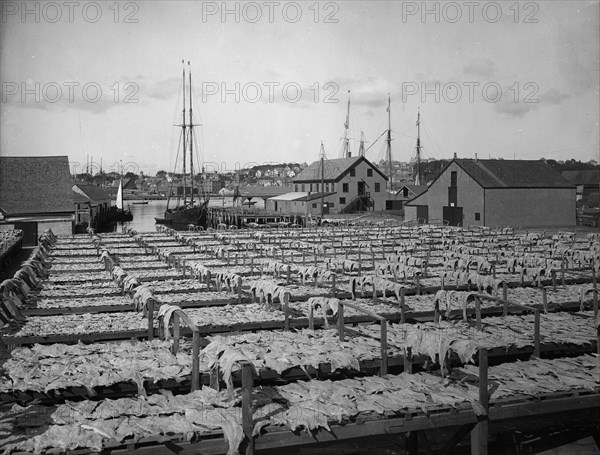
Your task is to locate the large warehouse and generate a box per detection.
[405,158,576,227]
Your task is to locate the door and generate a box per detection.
[358,181,366,196]
[443,206,463,226]
[416,206,429,223]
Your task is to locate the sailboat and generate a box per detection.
[113,178,133,222]
[155,61,209,228]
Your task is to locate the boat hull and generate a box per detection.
[156,204,208,228]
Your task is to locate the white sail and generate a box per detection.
[116,179,123,210]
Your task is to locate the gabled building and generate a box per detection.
[0,156,75,244]
[72,184,111,231]
[405,159,576,227]
[389,184,428,211]
[292,156,388,213]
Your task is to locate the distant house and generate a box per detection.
[0,156,75,245]
[72,184,111,230]
[561,170,600,201]
[123,177,137,190]
[292,156,388,213]
[405,159,576,227]
[389,184,428,211]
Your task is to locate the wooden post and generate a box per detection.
[552,271,557,291]
[241,362,255,455]
[502,282,508,302]
[400,289,406,324]
[434,301,440,323]
[380,320,388,377]
[471,348,488,455]
[332,274,336,297]
[541,287,548,313]
[338,304,344,341]
[308,306,314,330]
[561,261,565,285]
[284,299,290,331]
[172,312,180,354]
[492,262,496,279]
[475,297,482,331]
[147,298,154,341]
[593,274,598,319]
[404,346,413,373]
[287,265,291,286]
[533,310,541,358]
[192,331,200,391]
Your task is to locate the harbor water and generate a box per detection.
[116,198,265,232]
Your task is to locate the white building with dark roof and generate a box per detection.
[292,156,388,213]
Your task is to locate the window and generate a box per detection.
[342,183,349,192]
[312,203,317,208]
[350,169,355,177]
[309,183,313,192]
[340,197,346,204]
[375,182,381,192]
[475,212,481,221]
[301,184,305,192]
[294,184,299,192]
[329,202,334,208]
[367,168,373,177]
[450,171,457,187]
[315,183,319,192]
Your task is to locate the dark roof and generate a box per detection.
[123,178,137,189]
[454,159,574,189]
[0,156,74,215]
[297,192,337,202]
[73,184,111,202]
[397,185,428,197]
[73,192,90,204]
[240,185,293,198]
[293,156,388,183]
[561,170,600,186]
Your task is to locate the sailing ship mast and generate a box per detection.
[415,109,422,186]
[181,60,188,207]
[358,132,366,157]
[320,141,325,218]
[188,61,194,207]
[342,90,351,158]
[386,94,393,191]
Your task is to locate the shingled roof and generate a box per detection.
[0,156,75,216]
[561,170,600,186]
[294,156,388,182]
[73,184,111,202]
[453,159,574,189]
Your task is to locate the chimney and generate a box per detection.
[475,153,478,161]
[453,152,457,159]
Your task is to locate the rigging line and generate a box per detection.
[391,130,418,141]
[167,128,184,210]
[421,120,443,160]
[168,77,184,176]
[365,130,388,153]
[78,111,85,166]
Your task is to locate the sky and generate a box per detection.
[1,0,599,176]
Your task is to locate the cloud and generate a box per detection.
[463,58,497,78]
[494,87,571,118]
